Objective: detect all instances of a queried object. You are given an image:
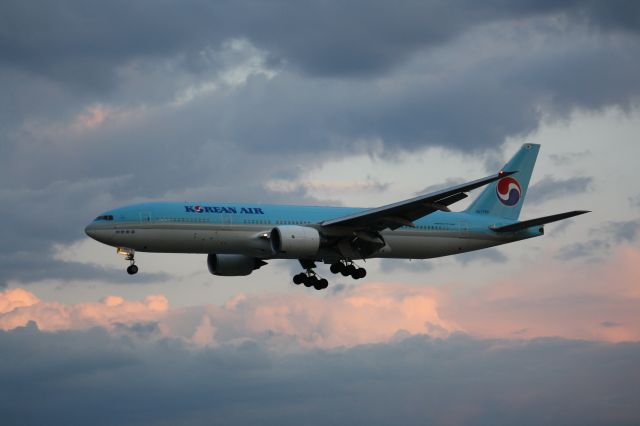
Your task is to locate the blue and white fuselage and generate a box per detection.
[85,144,588,289]
[85,202,539,258]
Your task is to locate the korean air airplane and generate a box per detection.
[85,144,588,290]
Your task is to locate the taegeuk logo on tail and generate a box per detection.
[496,177,522,206]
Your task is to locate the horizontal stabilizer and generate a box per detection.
[491,210,590,233]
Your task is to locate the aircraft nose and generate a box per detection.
[85,224,97,239]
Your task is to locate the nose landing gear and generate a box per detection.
[117,247,138,275]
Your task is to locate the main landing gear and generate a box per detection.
[292,259,367,290]
[117,247,138,275]
[293,259,328,290]
[293,271,329,290]
[330,261,366,279]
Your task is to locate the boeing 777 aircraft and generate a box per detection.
[85,144,588,290]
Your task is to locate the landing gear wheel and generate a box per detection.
[294,259,330,290]
[343,264,356,276]
[353,268,366,279]
[118,248,138,276]
[303,276,316,288]
[330,263,343,274]
[314,278,329,290]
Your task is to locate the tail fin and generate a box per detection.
[466,143,540,220]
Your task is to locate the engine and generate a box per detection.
[207,254,267,276]
[270,225,321,257]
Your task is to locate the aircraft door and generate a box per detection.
[221,213,232,225]
[458,222,469,234]
[139,211,152,222]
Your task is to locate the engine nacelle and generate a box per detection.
[270,225,321,257]
[207,254,267,276]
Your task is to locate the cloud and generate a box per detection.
[548,150,592,166]
[556,239,610,261]
[0,242,639,424]
[1,325,639,425]
[3,2,640,162]
[0,287,168,332]
[0,283,455,348]
[605,219,640,243]
[416,178,467,195]
[0,175,139,286]
[5,245,639,348]
[2,0,639,85]
[264,177,389,200]
[0,250,170,288]
[443,246,640,342]
[526,175,593,204]
[601,320,622,328]
[556,219,640,262]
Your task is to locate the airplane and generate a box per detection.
[85,144,588,290]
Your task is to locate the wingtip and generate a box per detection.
[566,210,591,218]
[498,170,517,177]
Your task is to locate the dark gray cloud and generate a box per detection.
[605,219,640,243]
[630,194,640,208]
[0,175,175,286]
[0,251,169,288]
[526,175,593,204]
[2,324,640,425]
[2,0,639,84]
[2,1,640,140]
[556,219,640,261]
[556,239,610,261]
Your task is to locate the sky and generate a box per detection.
[1,1,640,424]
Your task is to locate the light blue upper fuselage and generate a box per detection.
[91,201,523,235]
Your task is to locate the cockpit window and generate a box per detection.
[95,215,114,221]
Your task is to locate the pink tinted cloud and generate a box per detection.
[2,246,637,346]
[209,282,455,348]
[441,245,640,342]
[0,288,168,332]
[0,283,455,349]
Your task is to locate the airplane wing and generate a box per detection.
[319,171,515,231]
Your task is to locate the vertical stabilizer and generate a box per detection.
[466,143,540,220]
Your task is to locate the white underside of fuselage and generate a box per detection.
[89,222,519,262]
